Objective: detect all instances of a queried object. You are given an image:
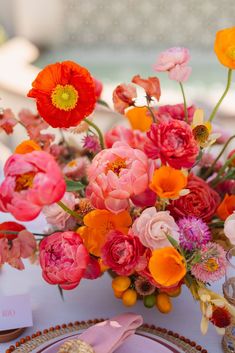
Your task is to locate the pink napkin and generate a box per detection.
[79,313,143,353]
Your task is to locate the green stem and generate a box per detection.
[179,82,188,123]
[57,201,82,221]
[209,221,224,228]
[84,119,105,149]
[146,105,156,123]
[202,134,235,179]
[210,153,235,187]
[209,69,233,122]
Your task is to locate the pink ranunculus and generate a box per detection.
[154,47,191,82]
[83,256,102,280]
[224,213,235,244]
[43,192,77,230]
[132,75,161,101]
[105,125,146,151]
[39,231,89,290]
[92,77,103,100]
[145,119,199,169]
[87,142,149,213]
[63,157,89,180]
[158,104,196,123]
[168,174,221,222]
[131,207,179,249]
[101,230,145,276]
[0,151,66,221]
[113,84,137,114]
[0,108,17,134]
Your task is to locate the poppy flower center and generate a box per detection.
[226,46,235,60]
[106,158,127,176]
[15,172,35,192]
[193,124,209,143]
[204,258,219,272]
[51,84,78,111]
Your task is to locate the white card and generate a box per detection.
[0,294,33,331]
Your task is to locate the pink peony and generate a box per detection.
[43,192,77,230]
[101,230,145,276]
[158,104,195,123]
[39,231,89,290]
[87,142,149,213]
[168,174,221,222]
[105,125,146,151]
[132,75,161,101]
[113,83,137,114]
[131,207,179,249]
[63,157,89,179]
[0,151,66,221]
[224,212,235,244]
[154,47,191,82]
[0,108,17,134]
[145,119,199,169]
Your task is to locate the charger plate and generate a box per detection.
[5,319,208,353]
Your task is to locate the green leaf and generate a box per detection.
[65,179,85,192]
[166,233,179,249]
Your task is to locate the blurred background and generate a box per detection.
[0,0,235,158]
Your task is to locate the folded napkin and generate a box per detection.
[58,313,143,353]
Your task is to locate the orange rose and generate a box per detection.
[77,209,132,256]
[15,140,41,154]
[149,165,187,199]
[217,194,235,221]
[149,247,186,288]
[125,107,152,132]
[214,27,235,69]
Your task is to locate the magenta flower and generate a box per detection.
[0,151,66,221]
[87,142,149,213]
[83,135,101,153]
[178,217,211,251]
[39,231,89,290]
[0,108,17,134]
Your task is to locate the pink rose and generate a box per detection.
[131,207,179,249]
[132,75,161,101]
[0,109,17,134]
[0,151,66,221]
[101,230,145,276]
[145,119,199,169]
[113,84,137,114]
[224,213,235,244]
[105,126,146,151]
[158,104,195,123]
[39,231,89,290]
[87,142,149,213]
[154,47,191,82]
[168,174,221,222]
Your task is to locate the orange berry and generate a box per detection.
[156,293,172,313]
[112,276,131,292]
[162,286,182,298]
[122,289,137,307]
[113,289,124,299]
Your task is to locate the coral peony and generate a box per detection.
[113,83,137,114]
[0,151,66,221]
[125,107,152,132]
[145,119,199,169]
[0,108,17,134]
[149,247,186,287]
[224,212,235,244]
[158,104,195,123]
[87,142,149,213]
[131,207,179,249]
[101,230,144,276]
[39,231,89,289]
[28,61,96,128]
[214,26,235,69]
[217,194,235,221]
[168,174,220,222]
[105,125,146,151]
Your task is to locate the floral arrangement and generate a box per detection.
[0,27,235,335]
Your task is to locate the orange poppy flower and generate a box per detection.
[217,194,235,221]
[214,27,235,69]
[149,165,188,199]
[149,247,186,288]
[28,61,96,128]
[77,209,132,256]
[125,107,152,132]
[15,140,41,154]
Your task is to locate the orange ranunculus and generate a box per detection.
[15,140,41,154]
[217,194,235,221]
[28,61,96,128]
[149,165,187,199]
[214,27,235,69]
[149,247,186,288]
[77,209,132,257]
[125,107,152,132]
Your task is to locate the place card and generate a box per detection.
[0,294,33,331]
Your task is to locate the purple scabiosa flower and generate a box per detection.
[82,135,101,153]
[191,242,227,283]
[178,217,211,251]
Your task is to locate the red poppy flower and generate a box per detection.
[28,61,96,128]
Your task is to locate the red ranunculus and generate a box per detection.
[168,174,221,222]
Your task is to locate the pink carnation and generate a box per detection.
[105,125,146,151]
[145,119,199,169]
[0,108,17,134]
[87,142,149,213]
[0,151,66,221]
[158,104,195,123]
[39,231,89,290]
[101,230,145,276]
